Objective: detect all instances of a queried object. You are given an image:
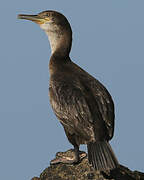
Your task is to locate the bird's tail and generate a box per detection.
[87,141,118,171]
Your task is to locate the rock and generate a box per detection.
[32,149,144,180]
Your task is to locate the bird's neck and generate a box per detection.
[45,30,72,58]
[46,30,72,75]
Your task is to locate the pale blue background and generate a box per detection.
[0,0,144,179]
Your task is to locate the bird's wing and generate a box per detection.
[49,74,114,140]
[88,79,115,140]
[49,84,98,140]
[71,62,115,140]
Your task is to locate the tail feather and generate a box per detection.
[87,141,118,171]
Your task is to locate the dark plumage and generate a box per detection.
[18,10,118,171]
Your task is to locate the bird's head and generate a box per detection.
[18,10,72,55]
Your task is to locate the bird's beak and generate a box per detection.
[17,14,45,24]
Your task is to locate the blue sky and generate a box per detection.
[0,0,144,179]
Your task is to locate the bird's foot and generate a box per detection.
[50,155,78,165]
[50,149,87,165]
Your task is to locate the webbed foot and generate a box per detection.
[50,149,87,165]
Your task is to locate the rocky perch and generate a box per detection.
[32,149,144,180]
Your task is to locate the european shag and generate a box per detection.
[18,10,118,171]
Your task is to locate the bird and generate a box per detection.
[18,10,118,171]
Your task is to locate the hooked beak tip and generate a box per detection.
[17,14,44,24]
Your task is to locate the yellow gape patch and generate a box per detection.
[45,17,51,21]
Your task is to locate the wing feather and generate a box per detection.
[49,84,95,140]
